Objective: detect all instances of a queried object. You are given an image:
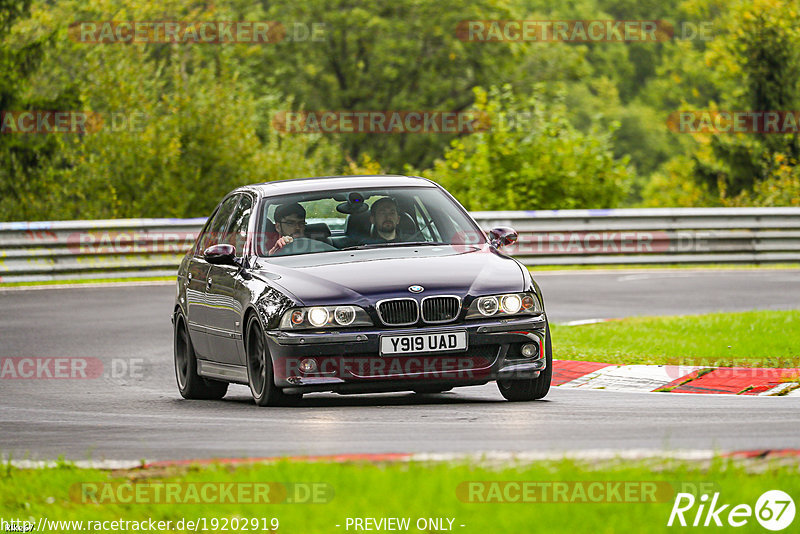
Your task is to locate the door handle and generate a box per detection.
[207,277,213,288]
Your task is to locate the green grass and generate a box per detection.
[0,276,173,288]
[552,310,800,366]
[529,263,800,272]
[2,458,798,533]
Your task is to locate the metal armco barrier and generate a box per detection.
[1,208,798,282]
[472,207,800,266]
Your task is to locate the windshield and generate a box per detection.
[253,186,485,257]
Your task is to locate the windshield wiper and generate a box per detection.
[340,241,450,251]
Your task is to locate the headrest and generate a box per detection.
[305,222,331,239]
[398,212,418,235]
[344,211,371,237]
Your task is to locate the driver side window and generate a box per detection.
[226,195,253,256]
[199,195,240,253]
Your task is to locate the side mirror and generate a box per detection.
[488,227,518,249]
[203,243,238,266]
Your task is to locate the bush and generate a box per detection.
[421,85,633,211]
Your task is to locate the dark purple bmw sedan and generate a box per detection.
[173,175,551,406]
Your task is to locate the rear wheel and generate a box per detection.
[245,315,301,407]
[174,312,228,400]
[497,324,552,401]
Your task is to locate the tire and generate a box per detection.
[245,314,302,407]
[174,312,228,400]
[497,323,552,401]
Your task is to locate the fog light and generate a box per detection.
[299,358,317,373]
[521,343,539,358]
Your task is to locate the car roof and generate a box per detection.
[236,175,438,198]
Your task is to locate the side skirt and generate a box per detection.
[197,360,249,384]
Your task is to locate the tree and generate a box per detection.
[691,0,800,200]
[0,0,81,220]
[421,85,632,210]
[250,0,518,170]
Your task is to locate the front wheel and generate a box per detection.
[174,312,228,400]
[245,315,301,407]
[497,324,552,401]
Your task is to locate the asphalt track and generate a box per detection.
[1,269,799,461]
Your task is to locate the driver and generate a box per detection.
[269,202,306,255]
[368,197,405,243]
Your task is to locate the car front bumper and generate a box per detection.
[265,315,548,393]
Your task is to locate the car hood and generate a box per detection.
[252,245,526,306]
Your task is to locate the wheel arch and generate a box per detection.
[242,305,262,345]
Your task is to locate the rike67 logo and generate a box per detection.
[668,490,795,530]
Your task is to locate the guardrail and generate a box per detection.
[1,208,798,282]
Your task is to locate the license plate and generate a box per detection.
[379,331,467,355]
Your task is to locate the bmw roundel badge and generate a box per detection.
[408,285,424,293]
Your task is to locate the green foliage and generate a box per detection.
[659,0,800,203]
[724,153,800,207]
[641,155,716,207]
[699,0,800,198]
[1,0,800,221]
[0,0,81,220]
[252,0,519,171]
[1,0,339,220]
[422,86,632,210]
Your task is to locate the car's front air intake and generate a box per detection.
[377,299,419,326]
[421,296,460,323]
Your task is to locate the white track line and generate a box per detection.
[4,449,723,469]
[0,280,173,291]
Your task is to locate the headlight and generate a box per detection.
[501,294,522,314]
[465,292,541,319]
[333,305,356,326]
[477,296,499,316]
[308,307,329,327]
[279,305,372,330]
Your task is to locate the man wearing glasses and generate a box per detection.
[268,202,306,255]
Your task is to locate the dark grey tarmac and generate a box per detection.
[1,269,798,461]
